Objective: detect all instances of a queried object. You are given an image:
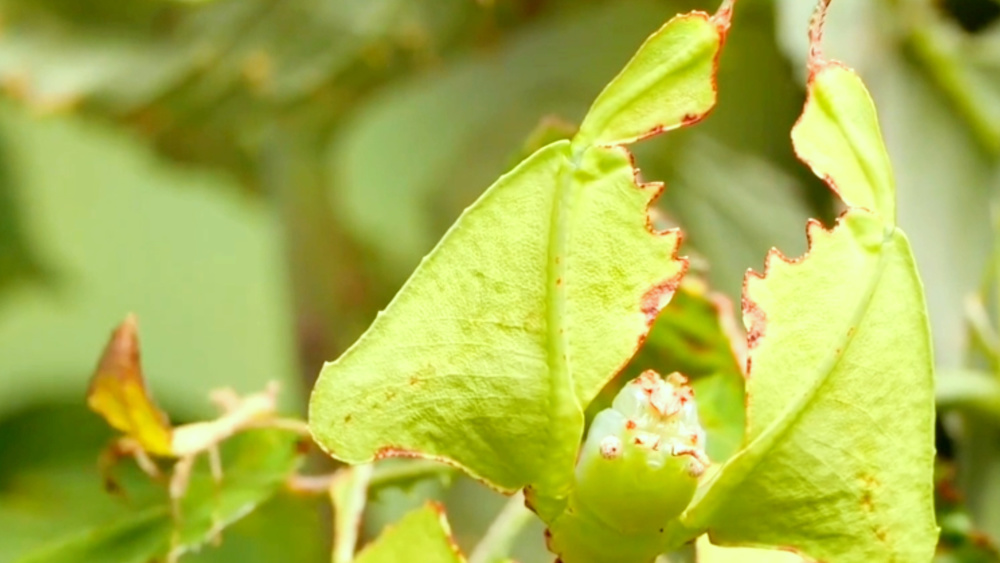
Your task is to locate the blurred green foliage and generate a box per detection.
[0,0,999,561]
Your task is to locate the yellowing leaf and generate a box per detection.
[86,314,173,456]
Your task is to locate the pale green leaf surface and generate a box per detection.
[575,10,723,147]
[310,139,685,514]
[171,430,305,558]
[791,63,896,224]
[354,504,464,563]
[684,212,936,562]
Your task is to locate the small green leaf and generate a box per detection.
[354,503,465,563]
[791,55,896,224]
[575,7,730,146]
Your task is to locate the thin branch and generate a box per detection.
[331,464,374,563]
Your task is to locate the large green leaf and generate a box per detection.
[678,16,937,562]
[309,6,730,520]
[354,504,464,563]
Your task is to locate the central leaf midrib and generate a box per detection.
[685,222,895,533]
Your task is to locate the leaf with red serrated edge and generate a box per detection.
[790,2,896,224]
[309,0,734,524]
[86,314,174,457]
[673,2,937,561]
[354,503,465,563]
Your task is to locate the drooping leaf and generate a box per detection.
[678,4,937,561]
[86,314,174,456]
[775,0,998,371]
[354,503,465,563]
[309,5,733,521]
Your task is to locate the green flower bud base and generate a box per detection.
[547,370,709,563]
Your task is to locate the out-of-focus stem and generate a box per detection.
[469,492,534,563]
[330,463,374,563]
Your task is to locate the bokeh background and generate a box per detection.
[0,0,998,561]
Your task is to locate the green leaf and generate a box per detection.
[354,503,465,563]
[678,12,937,560]
[171,430,305,559]
[574,7,728,146]
[310,4,729,521]
[684,211,936,561]
[12,429,306,563]
[15,507,172,563]
[791,63,896,224]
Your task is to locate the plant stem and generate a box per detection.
[287,459,455,495]
[469,492,534,563]
[331,464,374,563]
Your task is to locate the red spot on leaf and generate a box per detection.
[374,447,423,460]
[642,279,680,324]
[743,298,767,352]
